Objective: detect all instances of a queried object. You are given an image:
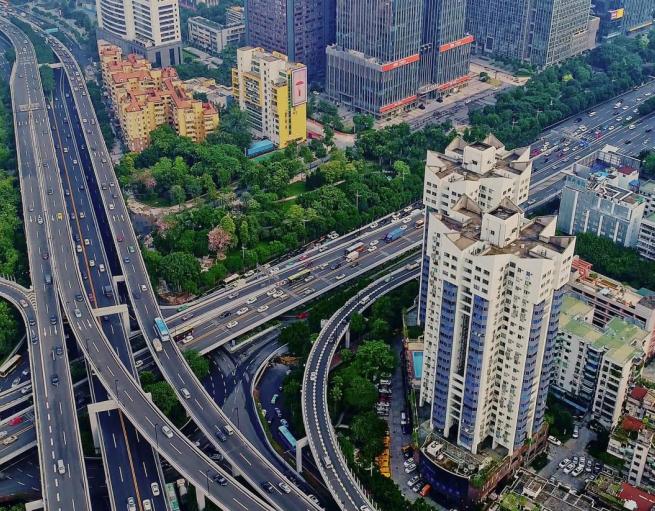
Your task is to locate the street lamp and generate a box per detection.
[114,379,119,404]
[154,423,159,449]
[205,470,210,493]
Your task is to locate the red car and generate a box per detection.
[8,416,23,426]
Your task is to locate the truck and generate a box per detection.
[385,227,404,243]
[346,251,360,263]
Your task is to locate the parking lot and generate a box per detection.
[539,422,601,491]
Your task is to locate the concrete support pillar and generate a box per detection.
[87,399,119,451]
[25,500,44,511]
[296,436,308,473]
[344,327,351,349]
[196,488,206,510]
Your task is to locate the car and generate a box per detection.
[226,320,238,329]
[213,474,228,486]
[572,466,584,477]
[11,378,20,388]
[28,318,36,327]
[47,188,53,195]
[76,244,82,253]
[142,499,152,511]
[64,189,70,197]
[335,273,346,280]
[21,385,31,395]
[310,371,318,382]
[262,481,275,493]
[215,430,227,442]
[279,482,291,494]
[219,310,231,318]
[407,475,421,487]
[563,463,575,474]
[55,346,64,357]
[51,374,59,386]
[140,284,147,292]
[403,459,415,467]
[400,225,408,231]
[236,307,249,316]
[404,464,417,474]
[41,251,49,260]
[303,288,315,295]
[548,435,562,446]
[50,315,57,325]
[99,264,106,272]
[369,222,379,229]
[37,215,43,224]
[368,246,377,253]
[19,299,28,308]
[244,270,255,278]
[74,309,81,318]
[257,305,269,313]
[609,125,616,131]
[127,497,136,511]
[117,234,124,242]
[559,458,571,469]
[123,257,130,263]
[573,426,579,439]
[246,296,258,305]
[89,259,95,267]
[272,290,284,298]
[8,416,23,426]
[161,425,173,438]
[109,203,115,210]
[128,245,135,253]
[370,240,379,246]
[57,212,63,220]
[329,262,341,271]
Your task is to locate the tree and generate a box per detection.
[330,375,343,409]
[354,340,396,381]
[349,312,366,337]
[184,350,210,379]
[39,66,55,96]
[368,318,391,340]
[323,125,335,146]
[353,114,374,133]
[220,214,236,236]
[170,184,185,205]
[160,252,201,293]
[344,375,378,412]
[280,322,311,358]
[351,411,388,462]
[207,226,231,254]
[0,300,19,358]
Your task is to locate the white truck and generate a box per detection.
[346,251,360,263]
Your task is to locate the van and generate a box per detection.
[223,424,234,436]
[180,388,191,399]
[419,484,431,497]
[271,394,278,405]
[57,459,65,474]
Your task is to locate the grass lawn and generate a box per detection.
[285,181,306,198]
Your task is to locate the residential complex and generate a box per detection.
[99,43,219,151]
[569,257,655,357]
[95,0,182,66]
[419,135,532,324]
[244,0,335,82]
[187,16,245,55]
[466,0,598,68]
[552,295,645,428]
[325,0,471,117]
[183,77,234,109]
[607,417,655,491]
[232,47,307,148]
[557,147,645,247]
[594,0,654,40]
[418,137,575,458]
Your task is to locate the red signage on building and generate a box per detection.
[380,95,418,114]
[381,54,420,72]
[439,35,474,53]
[437,75,471,91]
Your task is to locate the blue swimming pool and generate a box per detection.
[412,351,423,379]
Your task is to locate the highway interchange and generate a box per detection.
[1,11,655,511]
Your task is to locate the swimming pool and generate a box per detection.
[412,351,423,379]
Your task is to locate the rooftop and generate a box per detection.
[559,297,645,365]
[499,469,608,511]
[421,433,505,480]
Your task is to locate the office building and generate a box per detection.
[419,166,575,456]
[466,0,598,68]
[553,295,645,428]
[638,214,655,260]
[99,44,218,151]
[232,47,307,148]
[418,0,473,96]
[96,0,182,66]
[187,16,245,55]
[244,0,335,82]
[595,0,654,40]
[326,0,471,117]
[557,147,645,247]
[568,257,655,358]
[226,6,245,25]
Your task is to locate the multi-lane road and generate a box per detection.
[0,19,93,511]
[303,264,420,511]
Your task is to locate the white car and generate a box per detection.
[272,290,284,298]
[335,273,346,280]
[563,463,575,474]
[369,222,379,229]
[369,240,379,246]
[150,483,160,496]
[558,458,570,469]
[404,464,417,474]
[109,203,115,211]
[368,246,377,253]
[74,309,81,318]
[226,320,238,329]
[257,305,269,313]
[246,296,258,304]
[161,425,173,438]
[140,284,147,292]
[266,289,277,297]
[236,307,249,316]
[609,125,616,131]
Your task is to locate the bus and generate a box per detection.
[165,483,180,511]
[278,425,297,450]
[223,274,240,286]
[344,241,364,255]
[0,354,21,378]
[288,269,311,283]
[154,317,171,342]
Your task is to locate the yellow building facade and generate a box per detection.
[232,47,306,148]
[99,43,219,151]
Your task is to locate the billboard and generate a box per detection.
[381,54,420,72]
[439,34,474,53]
[609,8,624,20]
[291,67,307,107]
